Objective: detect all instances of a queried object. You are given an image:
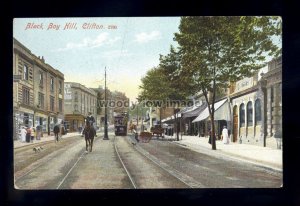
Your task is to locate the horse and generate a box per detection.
[83,121,95,152]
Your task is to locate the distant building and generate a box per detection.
[64,82,97,132]
[13,38,64,139]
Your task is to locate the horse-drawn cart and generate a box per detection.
[137,131,152,143]
[150,125,164,138]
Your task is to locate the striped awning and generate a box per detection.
[192,99,228,123]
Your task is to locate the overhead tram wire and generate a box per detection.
[106,17,129,80]
[116,18,129,72]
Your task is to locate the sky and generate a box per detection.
[13,17,181,102]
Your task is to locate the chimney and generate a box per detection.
[41,56,45,63]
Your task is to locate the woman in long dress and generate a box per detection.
[20,126,27,142]
[222,126,229,144]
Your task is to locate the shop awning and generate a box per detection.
[214,99,231,121]
[162,113,181,123]
[192,99,228,123]
[182,103,207,118]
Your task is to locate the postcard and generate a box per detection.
[13,17,282,190]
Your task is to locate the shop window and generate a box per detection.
[247,102,253,126]
[240,103,245,127]
[255,99,262,125]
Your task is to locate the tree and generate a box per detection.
[174,16,281,150]
[159,45,193,140]
[138,67,172,127]
[96,89,104,115]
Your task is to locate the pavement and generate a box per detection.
[14,131,91,149]
[163,134,282,172]
[14,130,283,172]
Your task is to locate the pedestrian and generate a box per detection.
[20,126,27,142]
[26,127,31,143]
[208,130,212,144]
[36,125,42,140]
[60,121,65,139]
[53,124,60,142]
[31,127,35,142]
[222,126,229,144]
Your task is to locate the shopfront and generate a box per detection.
[64,114,84,132]
[14,107,34,140]
[34,112,48,133]
[192,99,230,139]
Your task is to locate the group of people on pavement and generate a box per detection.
[208,126,230,145]
[19,112,98,143]
[19,125,43,143]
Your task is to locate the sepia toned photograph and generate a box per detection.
[13,17,282,190]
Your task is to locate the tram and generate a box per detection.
[114,112,128,136]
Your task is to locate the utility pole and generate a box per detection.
[103,67,109,140]
[137,104,139,126]
[141,106,144,132]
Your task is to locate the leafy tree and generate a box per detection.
[96,89,104,115]
[138,67,172,126]
[174,16,281,150]
[159,45,194,140]
[159,45,196,99]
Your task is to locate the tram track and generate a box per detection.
[14,135,101,189]
[127,136,204,188]
[14,137,85,185]
[55,136,104,189]
[133,143,203,188]
[113,135,137,189]
[114,135,198,188]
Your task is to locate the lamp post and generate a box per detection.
[103,67,109,140]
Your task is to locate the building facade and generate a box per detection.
[64,82,97,132]
[13,38,64,139]
[161,56,282,149]
[228,56,282,149]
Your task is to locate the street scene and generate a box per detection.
[13,17,282,189]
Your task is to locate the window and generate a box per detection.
[271,86,274,103]
[59,81,62,94]
[22,87,30,105]
[247,102,253,126]
[39,72,43,86]
[50,77,54,92]
[38,92,44,109]
[59,99,63,112]
[74,104,78,111]
[74,91,78,102]
[255,99,262,125]
[23,65,28,80]
[239,103,245,127]
[50,96,54,111]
